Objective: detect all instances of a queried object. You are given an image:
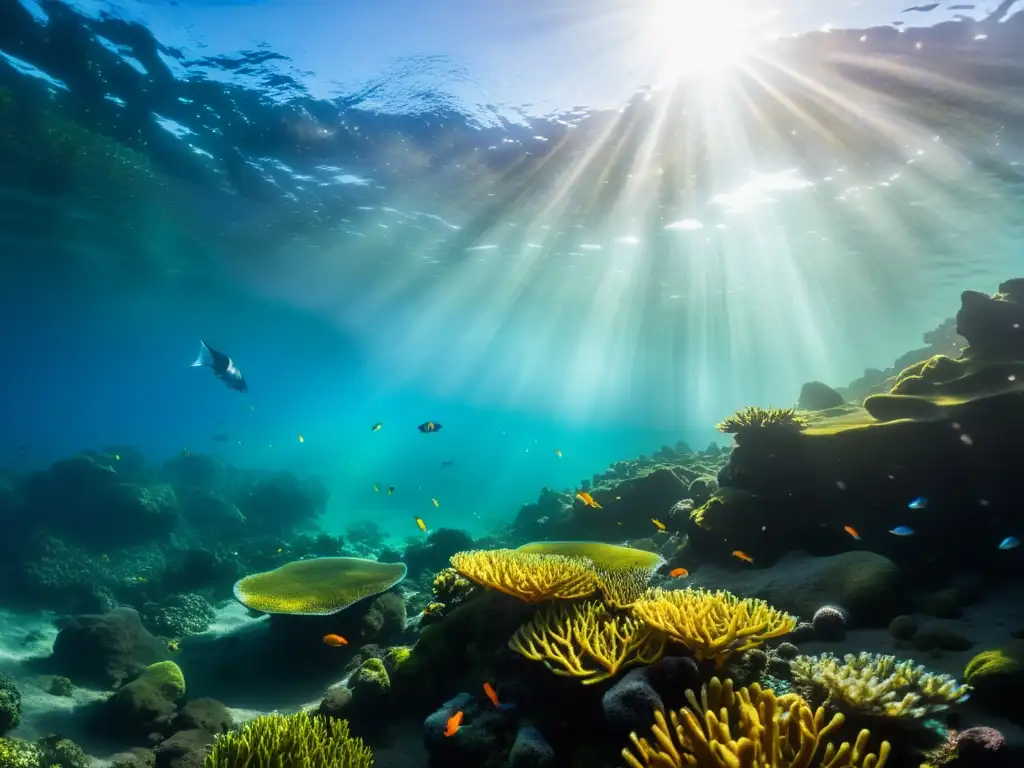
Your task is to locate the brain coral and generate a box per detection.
[233,557,407,615]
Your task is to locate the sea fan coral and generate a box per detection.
[232,557,407,615]
[622,676,890,768]
[205,712,372,768]
[450,549,597,602]
[508,600,665,685]
[791,652,971,718]
[630,588,796,665]
[716,406,808,434]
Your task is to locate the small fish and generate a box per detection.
[908,497,928,510]
[191,340,248,393]
[651,518,666,531]
[100,553,110,562]
[136,576,148,584]
[889,526,915,536]
[843,525,861,540]
[431,498,440,508]
[444,711,463,737]
[441,460,454,468]
[114,454,121,461]
[276,547,283,554]
[732,550,755,564]
[554,449,562,458]
[298,434,304,443]
[181,447,190,457]
[418,421,442,433]
[576,491,602,509]
[167,640,180,653]
[415,516,428,532]
[373,484,380,493]
[999,536,1020,551]
[371,422,382,432]
[483,682,500,708]
[213,433,229,443]
[387,486,395,495]
[615,495,621,500]
[669,567,688,578]
[322,634,348,647]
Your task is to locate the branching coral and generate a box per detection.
[623,676,891,768]
[630,588,796,665]
[508,600,665,685]
[716,406,808,434]
[204,712,372,768]
[450,549,597,602]
[791,652,971,718]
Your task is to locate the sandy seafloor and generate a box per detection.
[2,583,1022,766]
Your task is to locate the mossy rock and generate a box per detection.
[140,661,186,700]
[0,738,40,768]
[384,646,412,672]
[350,658,390,700]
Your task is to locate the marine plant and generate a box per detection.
[630,588,796,665]
[233,556,408,615]
[622,676,890,768]
[204,712,372,768]
[716,406,808,435]
[508,600,665,685]
[791,652,971,718]
[450,549,598,602]
[963,642,1024,685]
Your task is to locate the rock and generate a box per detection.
[140,594,217,638]
[911,622,973,652]
[401,528,474,578]
[727,649,768,687]
[774,642,799,660]
[153,728,213,768]
[601,657,700,734]
[174,698,232,735]
[105,661,187,737]
[360,591,406,642]
[953,726,1007,767]
[36,735,89,768]
[924,588,963,619]
[687,551,904,627]
[687,476,718,505]
[811,605,846,641]
[509,726,555,768]
[47,676,74,697]
[350,658,390,702]
[107,748,156,768]
[888,615,918,641]
[318,686,353,719]
[797,381,846,411]
[51,607,168,687]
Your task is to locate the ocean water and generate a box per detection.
[1,0,1023,766]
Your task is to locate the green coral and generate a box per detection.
[139,661,186,700]
[964,641,1024,684]
[0,738,40,768]
[204,712,372,768]
[716,406,808,435]
[384,646,412,672]
[350,658,390,696]
[0,675,21,735]
[35,736,89,768]
[792,652,970,718]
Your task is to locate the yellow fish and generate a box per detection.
[575,491,602,509]
[387,486,395,495]
[415,516,427,532]
[298,434,304,443]
[431,498,440,508]
[651,518,666,531]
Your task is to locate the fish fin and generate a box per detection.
[191,340,214,367]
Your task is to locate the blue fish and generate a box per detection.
[889,526,915,536]
[998,536,1020,551]
[908,497,928,510]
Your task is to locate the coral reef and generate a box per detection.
[623,676,891,768]
[791,652,970,718]
[450,549,597,602]
[630,588,796,664]
[0,675,20,736]
[204,712,372,767]
[716,406,809,439]
[509,600,665,684]
[232,556,407,615]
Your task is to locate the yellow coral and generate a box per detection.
[630,588,796,665]
[716,406,808,434]
[792,652,971,718]
[205,712,372,768]
[623,677,890,768]
[233,557,407,615]
[450,549,597,602]
[517,541,664,609]
[508,600,665,685]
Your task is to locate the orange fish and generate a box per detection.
[444,710,463,737]
[483,682,500,708]
[415,516,427,532]
[669,567,689,578]
[651,518,666,531]
[576,491,602,509]
[322,633,348,647]
[732,550,755,564]
[843,525,861,541]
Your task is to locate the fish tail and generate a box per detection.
[191,340,213,368]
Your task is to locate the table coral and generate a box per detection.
[622,676,890,768]
[509,600,665,685]
[630,588,796,665]
[450,549,598,602]
[791,652,970,718]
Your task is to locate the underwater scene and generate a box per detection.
[2,0,1024,766]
